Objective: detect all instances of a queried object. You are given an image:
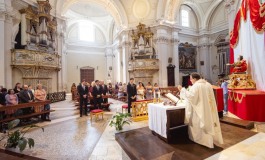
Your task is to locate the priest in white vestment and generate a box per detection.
[178,72,223,148]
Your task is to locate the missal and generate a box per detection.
[165,93,179,104]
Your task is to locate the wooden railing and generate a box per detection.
[0,100,54,127]
[47,91,66,103]
[131,100,153,122]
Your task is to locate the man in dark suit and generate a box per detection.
[127,78,137,114]
[93,80,103,109]
[19,84,34,114]
[77,79,89,117]
[101,80,108,103]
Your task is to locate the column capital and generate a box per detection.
[0,11,15,22]
[224,0,236,13]
[170,38,180,44]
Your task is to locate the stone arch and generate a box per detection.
[56,0,128,27]
[162,0,203,28]
[203,0,224,30]
[66,19,107,43]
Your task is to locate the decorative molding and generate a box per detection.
[197,43,212,49]
[154,36,170,43]
[170,38,180,44]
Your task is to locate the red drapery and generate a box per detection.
[230,0,265,50]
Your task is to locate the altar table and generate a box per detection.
[212,85,224,117]
[228,90,265,122]
[148,102,186,139]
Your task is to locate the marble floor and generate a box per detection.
[0,94,265,160]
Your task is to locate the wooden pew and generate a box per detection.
[0,100,54,125]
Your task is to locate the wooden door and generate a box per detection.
[80,66,94,83]
[167,65,175,86]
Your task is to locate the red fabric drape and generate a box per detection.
[230,0,265,49]
[230,11,241,48]
[248,0,265,31]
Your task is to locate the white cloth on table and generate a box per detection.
[148,102,186,138]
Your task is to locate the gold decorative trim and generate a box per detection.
[228,91,246,103]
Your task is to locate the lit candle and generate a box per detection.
[158,92,160,98]
[153,91,156,99]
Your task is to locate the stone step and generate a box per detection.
[220,116,254,130]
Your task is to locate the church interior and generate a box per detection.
[0,0,265,159]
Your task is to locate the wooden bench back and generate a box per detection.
[0,100,51,112]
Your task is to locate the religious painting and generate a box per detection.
[178,43,196,71]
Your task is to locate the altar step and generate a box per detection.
[220,116,254,130]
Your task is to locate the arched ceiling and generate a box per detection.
[158,0,224,29]
[69,2,109,17]
[56,0,128,28]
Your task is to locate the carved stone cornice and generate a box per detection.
[154,36,170,43]
[197,43,212,49]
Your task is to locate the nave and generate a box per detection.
[1,94,265,160]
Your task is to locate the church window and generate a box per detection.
[79,22,95,42]
[181,10,189,27]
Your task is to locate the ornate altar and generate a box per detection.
[228,74,256,90]
[128,23,159,84]
[11,0,60,92]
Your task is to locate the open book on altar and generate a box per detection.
[165,93,179,104]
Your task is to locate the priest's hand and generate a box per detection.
[177,85,182,91]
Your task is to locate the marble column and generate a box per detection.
[121,32,130,83]
[56,20,66,91]
[117,45,122,83]
[155,26,170,87]
[225,0,237,32]
[171,30,180,85]
[105,47,114,83]
[198,36,212,81]
[0,0,14,88]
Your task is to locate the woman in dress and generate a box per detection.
[5,89,18,115]
[152,83,160,99]
[34,84,51,121]
[136,82,146,101]
[117,82,124,98]
[145,82,153,100]
[71,83,77,100]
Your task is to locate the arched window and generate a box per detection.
[181,9,189,27]
[79,22,95,42]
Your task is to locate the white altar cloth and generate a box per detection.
[148,101,186,138]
